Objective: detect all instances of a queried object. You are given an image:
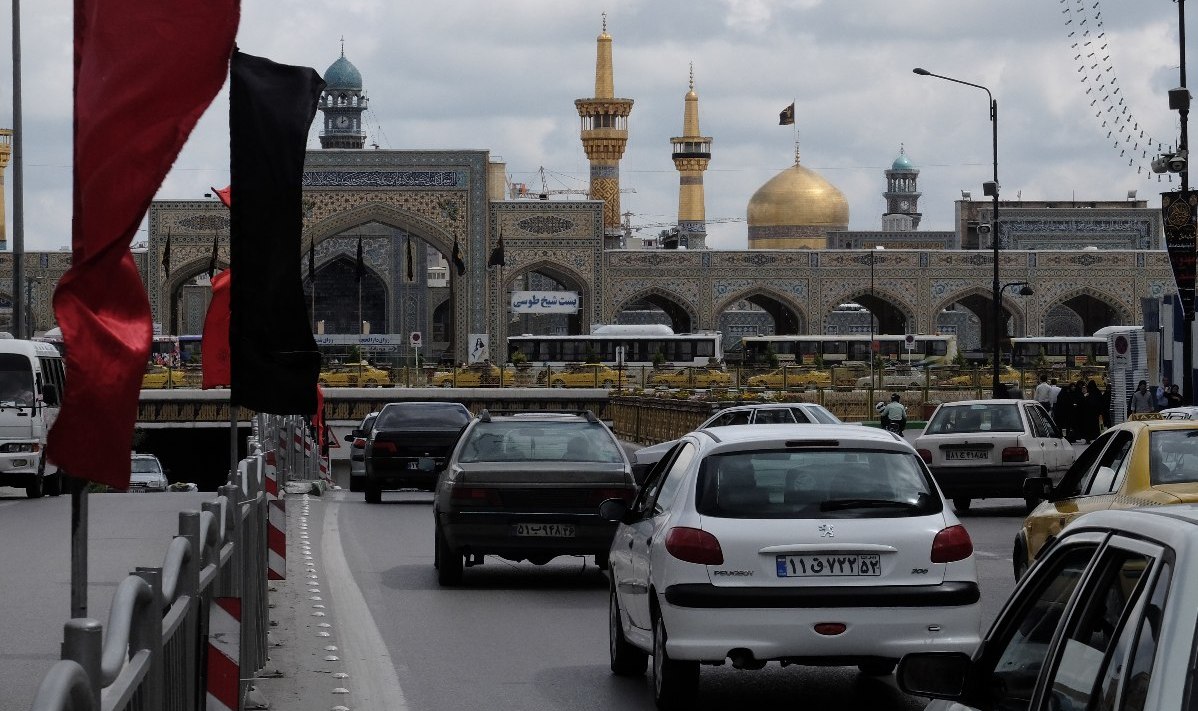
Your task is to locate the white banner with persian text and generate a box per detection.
[510,291,580,314]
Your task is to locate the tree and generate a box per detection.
[652,348,666,368]
[764,344,779,369]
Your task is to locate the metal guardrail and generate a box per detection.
[27,414,295,711]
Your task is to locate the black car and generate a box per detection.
[343,411,379,493]
[432,410,636,585]
[363,401,472,503]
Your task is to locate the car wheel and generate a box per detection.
[440,381,452,388]
[858,660,897,676]
[952,497,972,514]
[364,484,382,504]
[1023,497,1040,514]
[25,469,43,499]
[552,381,566,388]
[595,551,610,570]
[602,379,614,388]
[1012,537,1030,581]
[436,523,463,586]
[651,610,698,710]
[349,475,365,493]
[609,587,648,676]
[41,456,62,497]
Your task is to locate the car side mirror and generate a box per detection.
[1022,475,1053,502]
[896,652,972,699]
[344,432,357,443]
[598,498,629,523]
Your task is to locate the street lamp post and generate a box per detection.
[1002,281,1034,339]
[914,67,1004,399]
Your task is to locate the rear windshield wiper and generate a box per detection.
[819,498,923,512]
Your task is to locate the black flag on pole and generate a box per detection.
[355,234,365,282]
[207,233,219,279]
[161,229,172,277]
[229,50,325,415]
[406,236,414,281]
[779,102,795,126]
[451,236,466,276]
[488,229,505,267]
[308,239,316,282]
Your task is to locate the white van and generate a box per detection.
[0,340,65,497]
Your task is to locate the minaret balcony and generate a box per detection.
[671,152,711,162]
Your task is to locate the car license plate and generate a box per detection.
[945,449,989,461]
[514,523,576,537]
[776,554,881,577]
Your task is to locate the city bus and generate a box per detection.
[739,334,958,366]
[1010,336,1109,369]
[178,335,203,366]
[507,325,723,367]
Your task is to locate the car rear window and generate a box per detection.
[377,403,470,429]
[458,421,624,464]
[805,405,841,424]
[1148,429,1198,485]
[925,403,1024,435]
[695,448,940,519]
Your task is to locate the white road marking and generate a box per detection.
[323,497,409,710]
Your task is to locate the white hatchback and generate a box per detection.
[601,424,982,710]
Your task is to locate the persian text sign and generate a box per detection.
[510,290,580,314]
[1162,190,1198,317]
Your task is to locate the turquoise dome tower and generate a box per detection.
[882,144,921,228]
[318,41,369,149]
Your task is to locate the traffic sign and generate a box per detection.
[410,331,422,346]
[1111,334,1130,369]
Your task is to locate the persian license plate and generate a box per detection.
[514,523,576,537]
[945,449,989,461]
[776,553,881,577]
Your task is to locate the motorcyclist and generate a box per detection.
[880,393,907,434]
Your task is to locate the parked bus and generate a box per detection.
[740,334,958,366]
[507,325,723,367]
[1010,336,1108,369]
[178,335,203,366]
[0,339,65,498]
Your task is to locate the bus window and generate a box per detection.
[696,339,714,358]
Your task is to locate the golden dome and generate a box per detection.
[747,161,849,249]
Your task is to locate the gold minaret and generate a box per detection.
[670,64,711,249]
[575,14,633,238]
[0,130,11,249]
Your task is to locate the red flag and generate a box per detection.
[50,0,239,488]
[313,385,325,448]
[202,269,232,389]
[211,185,232,208]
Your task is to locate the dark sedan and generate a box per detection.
[433,410,636,585]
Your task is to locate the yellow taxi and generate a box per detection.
[935,364,1023,388]
[142,364,178,389]
[646,367,732,388]
[745,367,831,389]
[318,361,392,387]
[546,363,624,388]
[1014,419,1198,579]
[430,363,516,388]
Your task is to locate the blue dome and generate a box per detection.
[324,55,362,90]
[891,153,916,171]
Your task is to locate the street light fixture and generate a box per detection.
[1002,281,1034,338]
[914,67,1005,399]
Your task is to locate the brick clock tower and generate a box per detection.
[882,145,921,228]
[319,44,368,150]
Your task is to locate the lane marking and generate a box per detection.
[322,494,409,710]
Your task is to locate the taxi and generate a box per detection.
[142,364,178,389]
[936,365,1023,388]
[1013,419,1198,579]
[318,361,391,387]
[744,367,831,389]
[547,363,624,388]
[430,363,516,388]
[646,367,731,388]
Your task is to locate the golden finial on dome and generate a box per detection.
[689,62,694,92]
[601,12,608,37]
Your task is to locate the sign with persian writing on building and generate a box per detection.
[510,291,580,314]
[1162,190,1197,317]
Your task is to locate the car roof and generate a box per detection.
[694,423,906,448]
[713,402,822,413]
[936,399,1035,407]
[131,453,160,460]
[484,412,594,422]
[1064,505,1198,549]
[1108,419,1198,433]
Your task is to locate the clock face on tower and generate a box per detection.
[335,115,350,128]
[899,200,910,210]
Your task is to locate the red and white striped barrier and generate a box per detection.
[267,499,287,580]
[318,455,334,488]
[206,597,241,711]
[263,450,278,501]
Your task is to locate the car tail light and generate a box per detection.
[372,441,397,454]
[449,485,502,507]
[814,623,846,636]
[916,448,932,463]
[592,487,635,505]
[352,438,366,450]
[664,527,724,565]
[931,525,973,563]
[1001,446,1029,463]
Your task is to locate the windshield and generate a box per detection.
[131,458,162,475]
[0,355,35,406]
[1149,429,1198,485]
[925,403,1023,435]
[377,403,470,429]
[459,421,624,464]
[695,448,939,519]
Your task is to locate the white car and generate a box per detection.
[601,424,982,709]
[1161,405,1198,420]
[913,399,1075,514]
[129,453,168,492]
[899,505,1198,710]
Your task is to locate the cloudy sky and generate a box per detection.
[0,0,1191,252]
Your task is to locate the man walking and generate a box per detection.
[1034,374,1052,409]
[1128,380,1156,417]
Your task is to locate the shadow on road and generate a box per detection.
[381,559,609,593]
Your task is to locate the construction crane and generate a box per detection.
[508,166,636,201]
[621,212,746,248]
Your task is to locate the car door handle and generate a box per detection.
[645,538,652,546]
[628,539,634,549]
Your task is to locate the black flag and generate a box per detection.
[779,102,795,126]
[406,236,414,282]
[161,228,172,277]
[355,234,364,282]
[207,233,219,279]
[451,236,466,276]
[308,238,316,282]
[488,229,505,267]
[229,50,325,415]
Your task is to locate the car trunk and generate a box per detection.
[453,462,634,512]
[373,428,462,460]
[922,432,1030,468]
[699,514,949,587]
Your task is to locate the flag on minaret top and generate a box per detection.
[779,102,795,126]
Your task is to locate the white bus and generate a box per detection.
[0,339,66,498]
[739,334,958,366]
[1010,336,1109,369]
[507,325,723,367]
